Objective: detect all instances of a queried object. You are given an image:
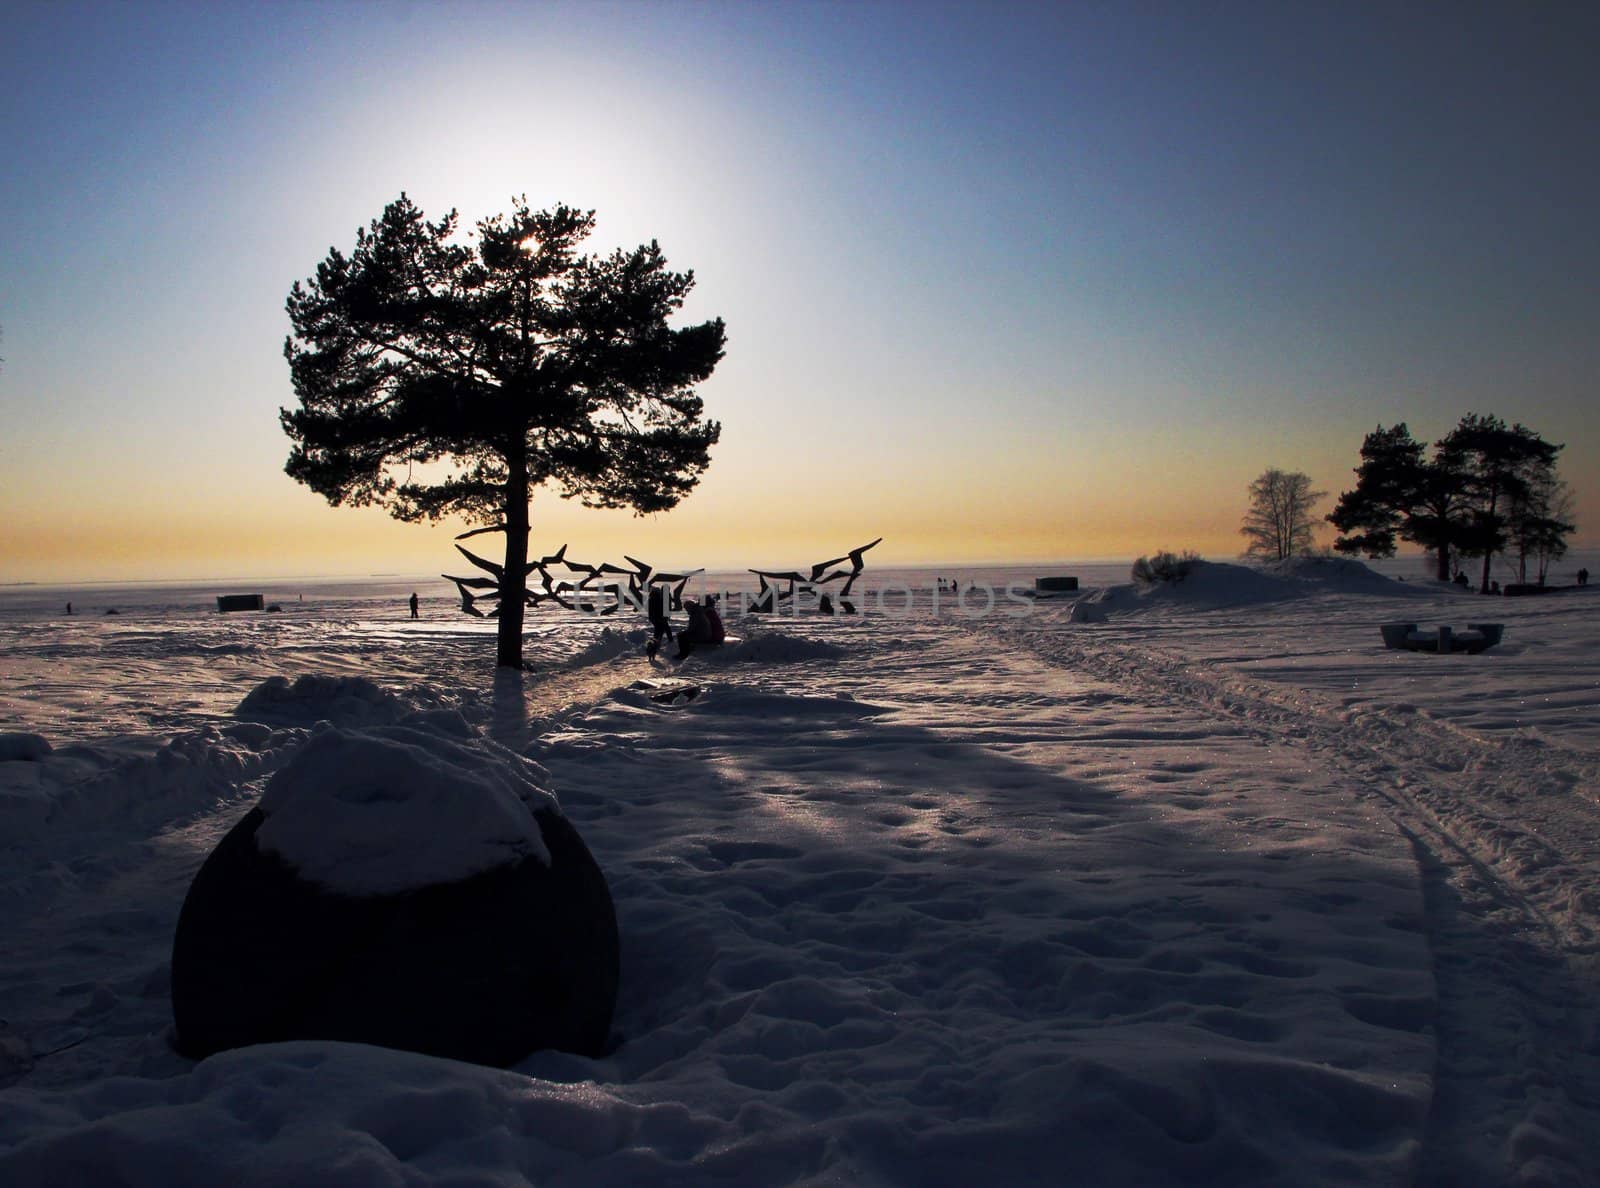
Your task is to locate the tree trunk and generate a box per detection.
[1435,547,1451,582]
[496,447,530,669]
[1478,487,1501,594]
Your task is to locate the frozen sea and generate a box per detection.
[2,554,1599,1185]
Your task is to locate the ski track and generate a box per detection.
[985,613,1600,1187]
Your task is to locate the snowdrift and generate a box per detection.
[1072,558,1422,618]
[0,727,284,847]
[234,675,411,729]
[1263,555,1428,595]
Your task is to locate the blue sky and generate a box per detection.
[2,1,1596,579]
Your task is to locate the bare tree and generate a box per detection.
[1241,469,1326,561]
[1507,470,1576,585]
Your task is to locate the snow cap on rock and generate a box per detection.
[256,713,559,896]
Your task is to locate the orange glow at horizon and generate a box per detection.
[1,460,1324,584]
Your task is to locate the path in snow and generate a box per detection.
[529,617,1437,1183]
[988,606,1600,1187]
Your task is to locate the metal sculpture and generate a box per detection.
[744,537,882,613]
[444,529,880,620]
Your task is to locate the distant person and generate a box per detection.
[409,591,419,619]
[646,584,674,658]
[65,602,72,615]
[1581,568,1590,587]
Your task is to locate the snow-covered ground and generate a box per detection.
[2,558,1597,1185]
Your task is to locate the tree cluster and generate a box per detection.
[1328,414,1571,590]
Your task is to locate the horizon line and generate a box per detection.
[3,547,1560,591]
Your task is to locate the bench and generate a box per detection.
[1380,622,1504,654]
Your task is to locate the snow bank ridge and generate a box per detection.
[0,727,278,847]
[713,628,845,663]
[1076,558,1420,617]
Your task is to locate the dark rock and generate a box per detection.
[1379,622,1416,649]
[171,805,618,1067]
[0,733,51,762]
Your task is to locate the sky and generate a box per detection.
[2,0,1597,582]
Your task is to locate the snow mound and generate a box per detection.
[1075,560,1293,616]
[0,1041,664,1185]
[1264,555,1421,595]
[1077,558,1420,618]
[707,627,846,663]
[256,713,560,896]
[0,728,277,846]
[1137,560,1298,604]
[234,674,408,728]
[557,626,649,669]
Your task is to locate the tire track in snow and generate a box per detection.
[984,616,1600,1188]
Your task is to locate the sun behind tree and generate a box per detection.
[281,196,725,668]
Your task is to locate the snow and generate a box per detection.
[2,558,1599,1185]
[255,714,560,895]
[235,673,411,728]
[1074,556,1426,617]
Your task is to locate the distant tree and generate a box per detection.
[1328,424,1461,581]
[1439,414,1565,593]
[1328,414,1566,590]
[1240,468,1325,561]
[1506,470,1575,585]
[282,195,724,668]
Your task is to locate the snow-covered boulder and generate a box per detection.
[170,716,618,1067]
